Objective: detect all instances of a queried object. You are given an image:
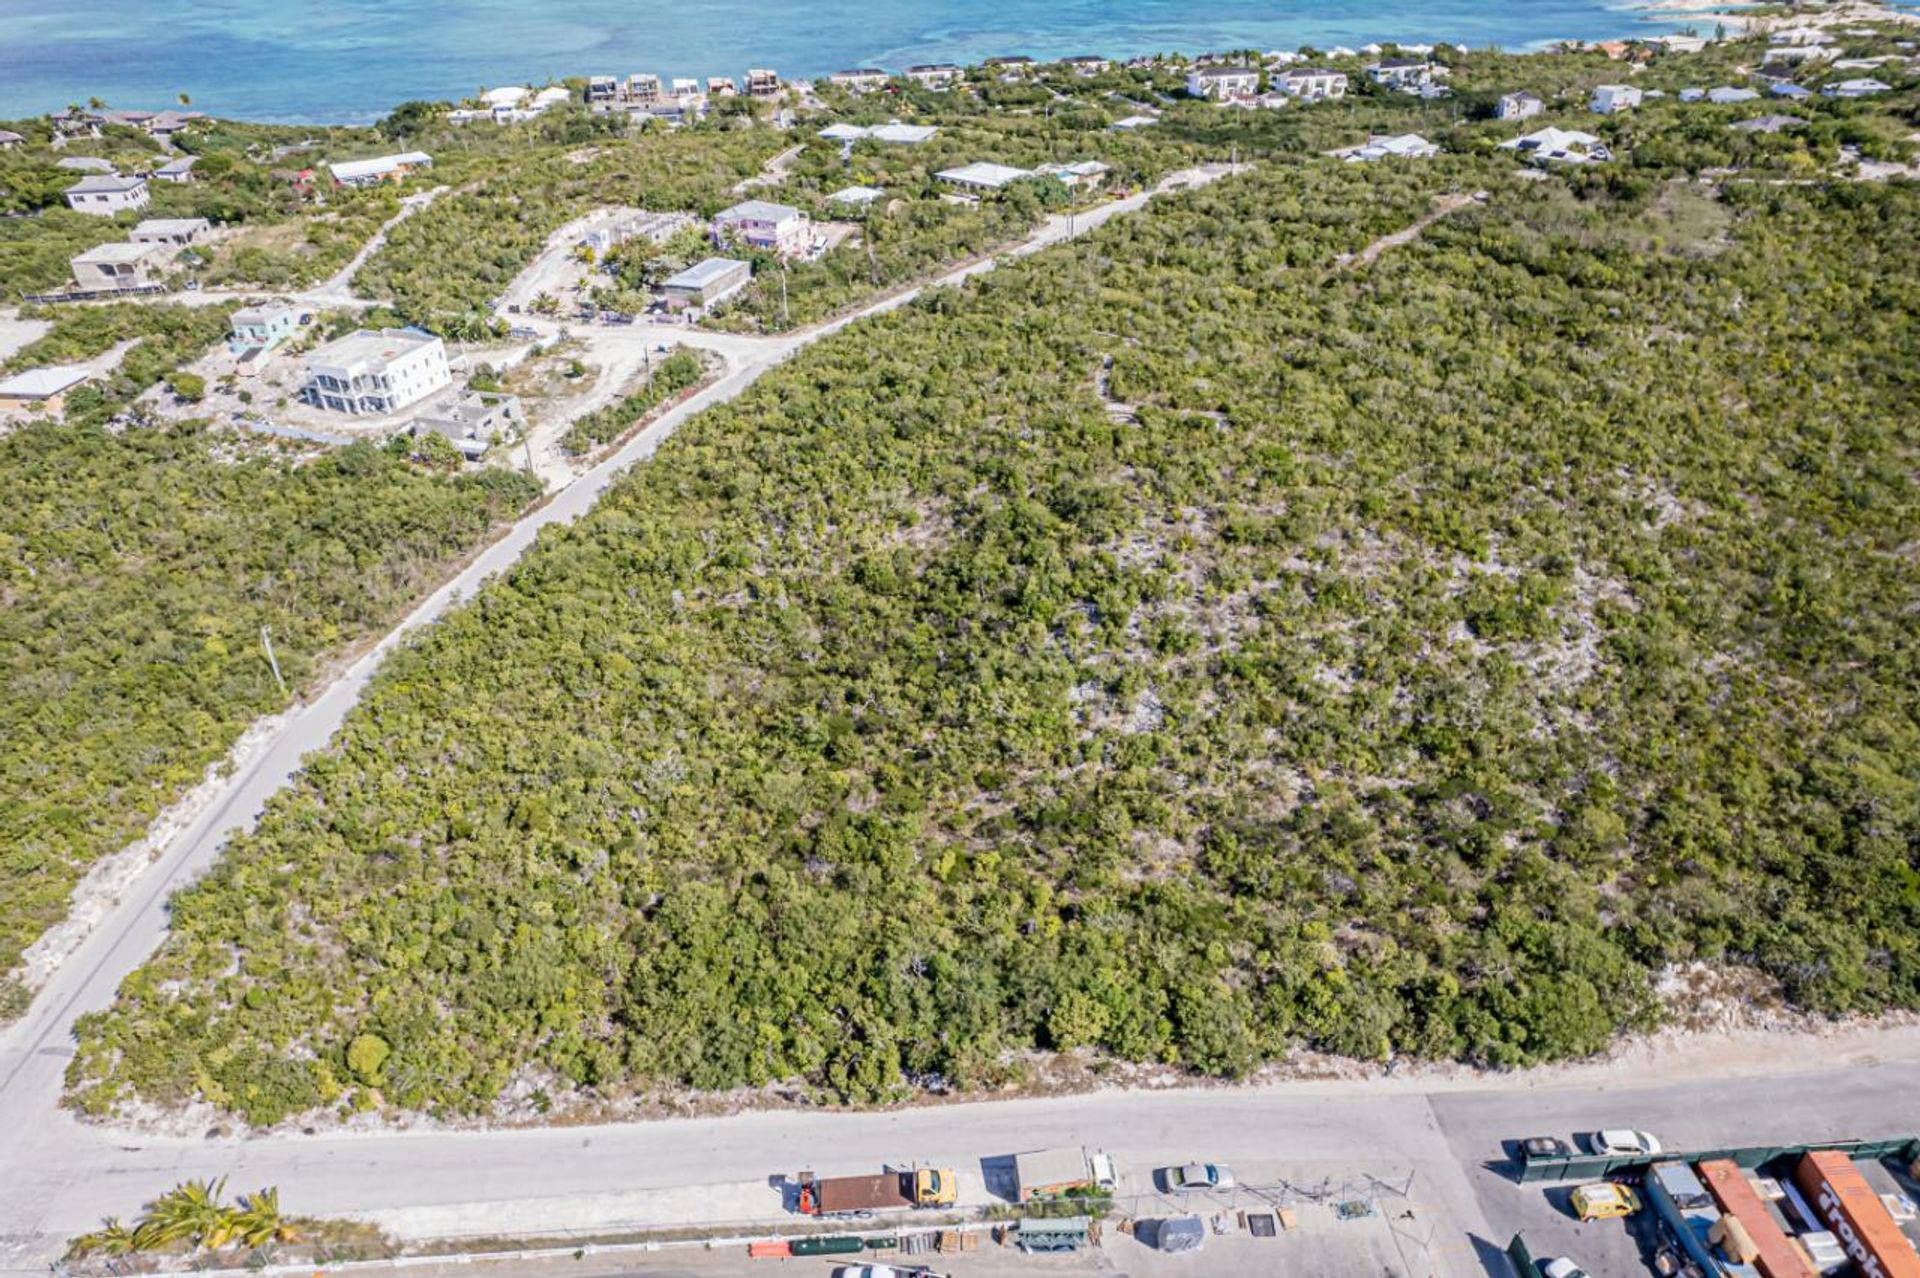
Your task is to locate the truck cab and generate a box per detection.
[914,1167,958,1206]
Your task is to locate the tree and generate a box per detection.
[347,1032,391,1084]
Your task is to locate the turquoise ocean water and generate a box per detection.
[0,0,1717,123]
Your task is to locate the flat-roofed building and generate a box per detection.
[829,68,890,93]
[906,63,962,88]
[229,303,299,355]
[660,257,751,308]
[746,68,782,98]
[301,328,451,416]
[70,241,170,291]
[130,217,211,248]
[1276,66,1348,99]
[409,391,524,460]
[1187,66,1260,99]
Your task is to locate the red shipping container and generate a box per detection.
[1792,1151,1920,1278]
[1697,1160,1816,1278]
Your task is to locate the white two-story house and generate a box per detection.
[301,329,451,416]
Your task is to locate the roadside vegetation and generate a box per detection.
[0,421,540,998]
[61,131,1920,1124]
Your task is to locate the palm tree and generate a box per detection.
[133,1177,231,1251]
[69,1217,138,1258]
[234,1188,300,1248]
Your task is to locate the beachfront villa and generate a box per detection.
[745,68,781,98]
[301,329,451,416]
[1275,67,1348,100]
[907,63,962,88]
[1366,58,1446,90]
[828,68,889,93]
[1186,66,1259,99]
[712,200,810,256]
[63,174,150,216]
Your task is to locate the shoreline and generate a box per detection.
[0,1,1883,127]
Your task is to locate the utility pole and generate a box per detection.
[260,625,287,696]
[522,432,534,474]
[780,264,789,327]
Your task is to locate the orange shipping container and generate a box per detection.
[1792,1151,1920,1278]
[1697,1160,1816,1278]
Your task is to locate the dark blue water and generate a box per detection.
[0,0,1710,124]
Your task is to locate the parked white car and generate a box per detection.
[1542,1259,1591,1278]
[1588,1129,1662,1157]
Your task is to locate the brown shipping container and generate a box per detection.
[1792,1151,1920,1278]
[1697,1160,1816,1278]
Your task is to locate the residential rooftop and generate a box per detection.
[662,257,750,289]
[0,367,92,399]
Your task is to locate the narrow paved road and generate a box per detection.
[0,164,1239,1267]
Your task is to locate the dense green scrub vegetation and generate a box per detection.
[0,424,540,995]
[64,149,1920,1124]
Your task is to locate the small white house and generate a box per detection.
[153,155,198,184]
[1275,67,1348,99]
[1186,66,1260,99]
[1501,126,1613,165]
[130,217,211,248]
[481,86,529,110]
[64,174,149,216]
[1496,91,1544,120]
[228,303,299,355]
[1707,86,1760,104]
[1109,114,1158,131]
[1343,133,1440,162]
[1036,160,1110,189]
[1591,84,1643,114]
[936,161,1034,192]
[1823,78,1891,97]
[712,199,810,256]
[301,329,451,416]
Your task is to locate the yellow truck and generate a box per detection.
[797,1166,957,1215]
